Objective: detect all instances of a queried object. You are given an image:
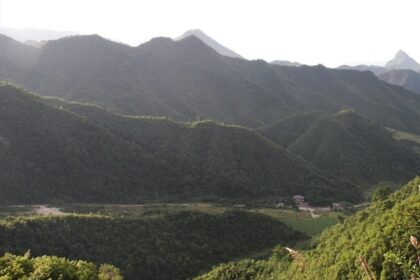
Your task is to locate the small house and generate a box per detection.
[292,195,305,205]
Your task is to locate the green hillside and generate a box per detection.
[0,82,359,205]
[0,252,122,279]
[196,177,420,279]
[263,110,420,184]
[391,129,420,156]
[0,210,306,280]
[1,34,420,133]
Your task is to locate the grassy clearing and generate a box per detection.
[249,208,340,236]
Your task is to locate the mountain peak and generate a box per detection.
[385,49,420,71]
[396,49,409,57]
[175,29,243,59]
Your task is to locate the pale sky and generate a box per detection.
[1,0,419,67]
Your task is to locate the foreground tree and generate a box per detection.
[0,251,123,280]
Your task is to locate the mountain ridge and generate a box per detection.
[262,110,420,184]
[0,82,361,205]
[385,49,420,71]
[338,50,420,74]
[1,34,420,134]
[379,68,420,94]
[175,29,243,58]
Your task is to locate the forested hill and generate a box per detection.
[262,110,420,185]
[196,177,420,280]
[0,82,360,205]
[0,210,306,280]
[1,34,420,133]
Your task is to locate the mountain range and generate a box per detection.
[0,30,419,205]
[0,33,419,134]
[339,50,420,74]
[339,50,420,94]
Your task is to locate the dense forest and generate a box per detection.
[262,110,420,184]
[0,210,306,280]
[196,177,420,279]
[0,252,122,279]
[0,34,420,133]
[0,82,361,205]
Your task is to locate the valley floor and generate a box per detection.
[0,202,346,237]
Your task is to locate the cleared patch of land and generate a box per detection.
[34,205,65,215]
[249,208,341,236]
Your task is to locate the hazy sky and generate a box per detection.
[1,0,419,67]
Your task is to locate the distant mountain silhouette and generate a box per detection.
[175,29,243,58]
[337,64,387,75]
[271,60,302,67]
[379,69,420,94]
[338,50,420,74]
[385,50,420,71]
[1,34,420,134]
[338,50,420,95]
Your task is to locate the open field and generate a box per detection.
[249,208,341,236]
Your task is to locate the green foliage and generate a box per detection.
[0,210,306,280]
[98,264,123,280]
[371,186,392,202]
[0,83,361,205]
[196,177,420,279]
[263,111,420,185]
[0,251,122,279]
